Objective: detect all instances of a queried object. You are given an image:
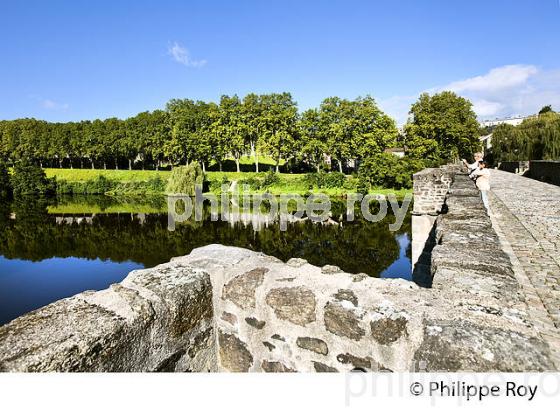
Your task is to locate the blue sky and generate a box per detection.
[1,0,559,124]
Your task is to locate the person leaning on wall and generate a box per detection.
[462,152,483,175]
[470,160,491,214]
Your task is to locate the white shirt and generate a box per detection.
[471,168,490,191]
[467,161,480,171]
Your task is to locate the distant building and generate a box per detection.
[479,115,536,128]
[479,133,493,151]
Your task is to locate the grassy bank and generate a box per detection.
[45,168,411,198]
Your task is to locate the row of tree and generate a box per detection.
[0,93,401,173]
[0,91,484,173]
[490,110,560,162]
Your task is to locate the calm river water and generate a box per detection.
[0,195,411,325]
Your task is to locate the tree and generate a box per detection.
[0,92,406,173]
[243,93,265,172]
[351,96,398,160]
[0,159,11,197]
[147,110,170,170]
[104,118,125,169]
[219,95,247,173]
[166,163,206,196]
[317,97,353,172]
[539,105,553,115]
[358,153,425,190]
[404,91,481,161]
[259,93,298,173]
[314,96,397,172]
[166,99,212,169]
[11,161,56,196]
[299,109,327,172]
[491,112,560,161]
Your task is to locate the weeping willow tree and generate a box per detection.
[491,112,560,161]
[165,163,206,196]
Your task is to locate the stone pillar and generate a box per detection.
[411,167,455,284]
[412,168,454,216]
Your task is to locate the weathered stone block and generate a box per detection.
[265,286,316,326]
[222,267,267,309]
[334,289,358,306]
[245,317,266,329]
[218,331,253,372]
[336,353,374,370]
[296,337,328,355]
[261,360,295,372]
[370,316,408,345]
[324,301,365,341]
[413,320,553,372]
[313,361,338,372]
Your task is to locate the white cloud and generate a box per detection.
[381,64,560,124]
[443,65,538,94]
[470,99,504,117]
[168,42,207,68]
[41,99,69,111]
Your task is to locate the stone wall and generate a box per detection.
[0,264,216,372]
[498,161,530,175]
[189,243,555,372]
[1,166,557,372]
[497,160,560,187]
[412,167,455,216]
[1,241,556,372]
[411,165,458,283]
[529,160,560,187]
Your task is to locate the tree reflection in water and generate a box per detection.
[0,196,411,277]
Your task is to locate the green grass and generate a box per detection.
[45,168,171,182]
[237,155,283,166]
[44,168,411,198]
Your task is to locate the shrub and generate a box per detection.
[108,176,166,196]
[238,175,259,190]
[235,172,280,191]
[322,172,346,188]
[11,161,56,196]
[56,175,116,195]
[0,159,11,197]
[261,170,280,187]
[209,175,232,192]
[166,163,206,196]
[56,175,166,196]
[358,153,425,190]
[303,171,347,189]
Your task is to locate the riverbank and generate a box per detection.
[45,168,411,197]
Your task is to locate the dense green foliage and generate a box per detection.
[303,172,349,189]
[299,96,398,172]
[10,162,56,196]
[491,112,560,162]
[0,93,398,174]
[166,163,206,195]
[0,159,11,197]
[539,105,553,115]
[358,153,426,190]
[404,91,481,161]
[56,175,166,196]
